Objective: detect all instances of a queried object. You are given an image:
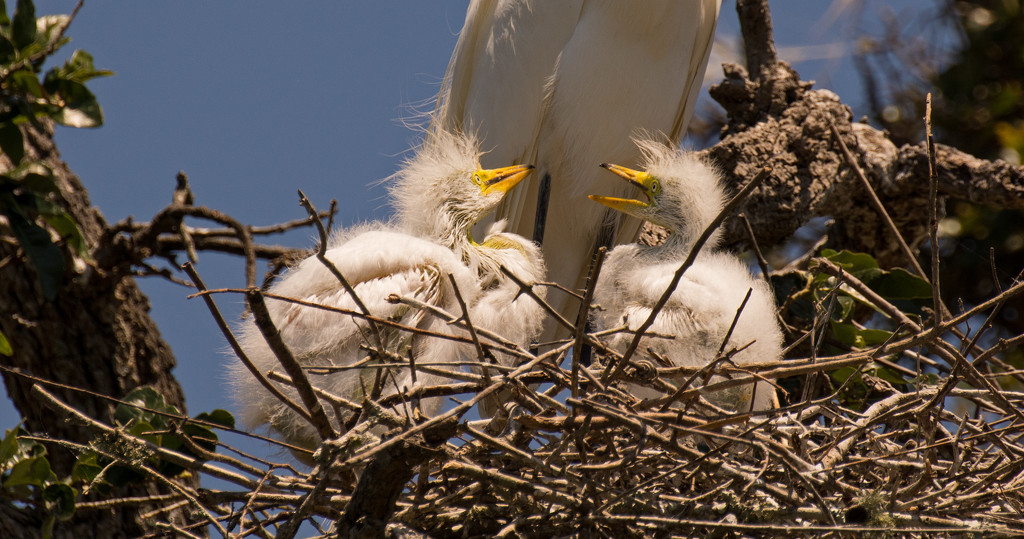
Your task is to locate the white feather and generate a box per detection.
[433,0,722,340]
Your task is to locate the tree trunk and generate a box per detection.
[0,121,194,537]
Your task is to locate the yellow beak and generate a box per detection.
[478,164,535,196]
[588,163,653,214]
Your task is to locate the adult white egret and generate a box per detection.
[433,0,722,338]
[230,131,544,452]
[588,140,781,412]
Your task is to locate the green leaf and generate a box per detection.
[5,208,65,300]
[4,455,53,488]
[116,387,180,431]
[0,122,24,164]
[870,268,933,300]
[126,420,161,447]
[7,68,42,97]
[48,50,113,83]
[43,483,76,521]
[71,451,102,484]
[0,426,20,465]
[196,409,235,429]
[0,331,11,356]
[0,1,10,27]
[873,365,909,386]
[34,15,69,54]
[822,249,878,271]
[830,366,860,384]
[47,80,103,128]
[831,320,893,349]
[822,249,884,283]
[0,35,15,64]
[41,211,88,259]
[10,0,34,50]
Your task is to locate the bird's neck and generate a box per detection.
[660,226,720,255]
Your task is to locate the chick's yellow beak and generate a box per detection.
[588,163,654,214]
[477,164,534,196]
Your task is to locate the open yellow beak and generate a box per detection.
[588,163,653,214]
[478,164,535,196]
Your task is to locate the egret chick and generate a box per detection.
[589,141,781,412]
[391,131,547,417]
[230,132,539,454]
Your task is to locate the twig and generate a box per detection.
[247,288,339,442]
[925,93,942,325]
[297,189,385,350]
[182,263,315,427]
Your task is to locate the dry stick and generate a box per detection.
[568,397,801,505]
[246,289,339,441]
[31,387,234,537]
[181,263,315,428]
[276,467,333,539]
[297,189,384,351]
[817,258,1024,421]
[335,344,568,469]
[738,212,772,281]
[162,211,333,239]
[961,267,1024,360]
[800,266,842,404]
[196,287,526,363]
[572,247,606,401]
[926,94,942,325]
[814,258,1024,421]
[592,515,1007,536]
[814,259,917,331]
[388,293,525,353]
[173,172,199,264]
[827,117,929,280]
[602,166,772,383]
[447,272,490,388]
[141,205,260,286]
[500,264,576,332]
[463,424,567,478]
[0,362,303,463]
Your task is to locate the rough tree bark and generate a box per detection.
[641,3,1024,267]
[0,121,194,537]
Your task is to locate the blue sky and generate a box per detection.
[7,1,939,462]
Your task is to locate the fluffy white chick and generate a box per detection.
[230,131,539,454]
[589,140,781,412]
[391,131,547,417]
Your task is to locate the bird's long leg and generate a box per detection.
[572,247,606,400]
[532,172,552,244]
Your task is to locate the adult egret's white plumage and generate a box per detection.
[230,131,543,452]
[433,0,722,337]
[589,141,781,412]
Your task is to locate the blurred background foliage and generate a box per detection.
[845,0,1024,380]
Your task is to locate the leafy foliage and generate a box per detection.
[0,426,77,537]
[0,0,110,301]
[74,386,235,491]
[773,249,934,408]
[3,387,235,534]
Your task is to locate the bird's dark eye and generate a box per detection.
[472,174,483,186]
[650,180,661,195]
